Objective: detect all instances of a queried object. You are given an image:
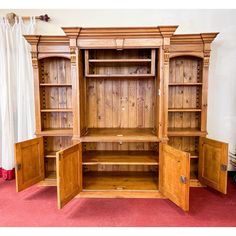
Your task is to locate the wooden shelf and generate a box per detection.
[45,151,57,158]
[83,151,158,165]
[190,152,199,159]
[169,83,203,86]
[89,59,152,63]
[168,108,201,112]
[83,171,158,191]
[85,74,155,78]
[38,128,73,136]
[38,171,56,186]
[167,128,207,137]
[41,109,73,112]
[40,83,72,87]
[189,171,205,187]
[81,128,160,142]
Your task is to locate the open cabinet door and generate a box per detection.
[56,143,82,209]
[160,144,190,211]
[15,137,44,192]
[199,137,228,194]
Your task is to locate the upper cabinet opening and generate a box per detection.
[84,49,156,77]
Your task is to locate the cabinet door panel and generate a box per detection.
[56,143,82,209]
[15,137,44,192]
[199,137,228,194]
[160,144,190,211]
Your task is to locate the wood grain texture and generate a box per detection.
[86,78,155,128]
[199,137,228,194]
[56,143,82,209]
[76,190,164,198]
[22,31,220,210]
[159,144,190,211]
[81,128,160,142]
[83,171,158,191]
[15,137,44,192]
[83,151,158,165]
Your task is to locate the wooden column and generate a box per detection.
[63,28,82,142]
[162,39,170,139]
[200,33,219,133]
[159,26,178,139]
[25,36,41,135]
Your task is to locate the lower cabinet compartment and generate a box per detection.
[83,171,158,191]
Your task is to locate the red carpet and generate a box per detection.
[0,178,236,227]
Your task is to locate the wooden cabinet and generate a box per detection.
[14,27,228,211]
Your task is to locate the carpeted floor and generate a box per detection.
[0,178,236,227]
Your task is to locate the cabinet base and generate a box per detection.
[76,190,165,198]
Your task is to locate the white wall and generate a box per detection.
[1,9,236,168]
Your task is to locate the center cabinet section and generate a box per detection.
[76,49,161,193]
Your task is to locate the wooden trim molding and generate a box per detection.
[63,26,178,38]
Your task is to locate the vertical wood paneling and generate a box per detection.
[86,78,155,128]
[112,79,121,127]
[128,79,137,127]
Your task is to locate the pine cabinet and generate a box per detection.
[15,27,228,211]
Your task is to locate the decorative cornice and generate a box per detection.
[159,25,179,38]
[62,26,178,39]
[24,35,69,46]
[171,33,219,44]
[200,33,219,43]
[62,27,81,38]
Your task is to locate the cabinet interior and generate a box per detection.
[37,51,205,189]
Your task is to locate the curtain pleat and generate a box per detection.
[0,17,36,180]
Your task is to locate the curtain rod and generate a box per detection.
[6,12,50,24]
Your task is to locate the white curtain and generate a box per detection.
[0,17,36,179]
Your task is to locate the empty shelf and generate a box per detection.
[168,128,207,137]
[40,83,72,87]
[41,109,73,112]
[89,59,152,63]
[83,171,158,191]
[169,83,203,86]
[45,151,57,158]
[38,128,73,136]
[83,151,159,165]
[81,128,160,142]
[168,108,201,112]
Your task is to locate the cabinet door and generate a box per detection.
[160,144,190,211]
[15,137,44,192]
[199,137,228,194]
[56,143,82,209]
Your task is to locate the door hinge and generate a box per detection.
[180,175,187,184]
[158,89,161,96]
[220,164,227,172]
[16,163,22,171]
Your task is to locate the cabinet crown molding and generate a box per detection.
[62,26,178,38]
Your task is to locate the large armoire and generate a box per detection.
[14,25,228,211]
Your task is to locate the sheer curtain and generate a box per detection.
[0,17,36,180]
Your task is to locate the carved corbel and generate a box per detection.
[163,46,170,66]
[31,51,38,69]
[70,46,77,65]
[203,51,210,67]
